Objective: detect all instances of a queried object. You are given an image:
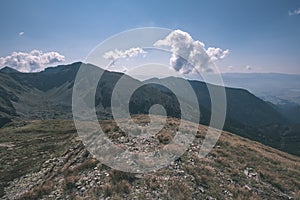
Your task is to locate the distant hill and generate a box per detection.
[176,72,300,123]
[221,73,300,105]
[0,66,21,74]
[145,77,296,155]
[0,62,299,156]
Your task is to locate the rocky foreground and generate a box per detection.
[0,115,299,200]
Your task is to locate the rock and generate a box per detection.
[244,167,259,180]
[245,185,252,191]
[223,190,233,197]
[135,174,143,179]
[199,186,205,193]
[206,196,216,200]
[145,192,152,198]
[80,187,86,192]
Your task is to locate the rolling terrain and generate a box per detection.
[0,63,299,199]
[0,62,298,156]
[0,116,299,199]
[221,73,300,106]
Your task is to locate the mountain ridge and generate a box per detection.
[0,62,298,156]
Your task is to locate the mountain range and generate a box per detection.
[222,73,300,123]
[0,62,299,156]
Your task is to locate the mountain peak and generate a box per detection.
[0,66,20,74]
[42,62,83,74]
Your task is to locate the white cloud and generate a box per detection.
[154,29,229,74]
[246,65,252,70]
[227,66,234,70]
[122,67,128,73]
[289,8,300,16]
[206,48,229,61]
[103,47,146,67]
[0,50,65,72]
[19,32,24,36]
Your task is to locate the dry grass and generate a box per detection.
[157,129,173,144]
[19,180,54,199]
[114,180,131,194]
[63,175,80,190]
[2,115,300,199]
[217,131,300,193]
[100,179,131,198]
[70,158,97,175]
[109,169,136,184]
[146,176,160,190]
[102,183,113,198]
[166,180,192,200]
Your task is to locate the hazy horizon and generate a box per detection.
[0,0,300,74]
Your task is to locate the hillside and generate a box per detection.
[0,62,298,156]
[0,116,299,199]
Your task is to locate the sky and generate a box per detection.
[0,0,300,74]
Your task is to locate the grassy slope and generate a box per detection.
[0,120,78,197]
[0,116,299,199]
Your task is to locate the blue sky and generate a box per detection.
[0,0,300,74]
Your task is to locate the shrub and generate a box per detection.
[115,180,131,194]
[167,181,192,200]
[72,158,97,174]
[109,169,136,184]
[157,129,172,144]
[64,175,79,190]
[147,176,160,190]
[102,183,113,197]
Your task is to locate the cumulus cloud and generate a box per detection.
[19,32,24,36]
[206,47,229,61]
[289,8,300,16]
[154,29,229,74]
[103,47,146,67]
[0,50,65,72]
